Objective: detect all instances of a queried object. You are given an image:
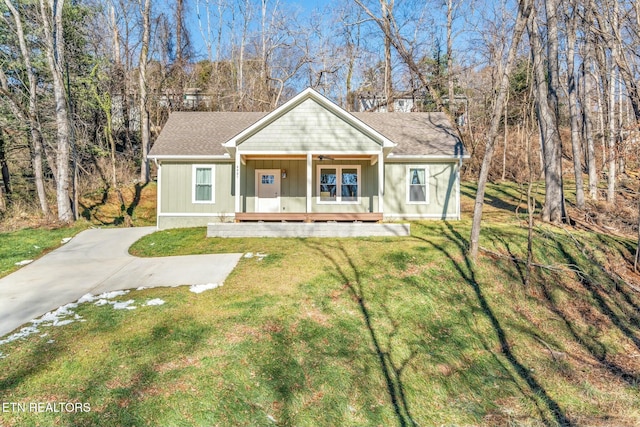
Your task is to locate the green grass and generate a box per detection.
[1,183,640,426]
[0,222,91,278]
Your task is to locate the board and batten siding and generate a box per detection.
[312,159,378,213]
[240,159,379,213]
[383,162,459,219]
[160,162,235,215]
[237,98,381,153]
[242,159,307,213]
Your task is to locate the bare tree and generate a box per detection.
[468,0,532,259]
[139,0,151,183]
[3,0,50,216]
[381,0,394,112]
[563,0,585,209]
[39,0,74,222]
[353,0,448,113]
[528,1,566,223]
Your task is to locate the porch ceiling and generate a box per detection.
[240,154,378,162]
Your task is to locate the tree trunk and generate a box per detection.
[468,0,532,260]
[528,3,566,223]
[565,0,585,209]
[40,0,73,222]
[606,56,616,203]
[0,129,11,209]
[447,0,455,110]
[582,41,598,200]
[5,0,50,216]
[381,0,394,112]
[139,0,151,183]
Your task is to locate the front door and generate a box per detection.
[255,169,281,212]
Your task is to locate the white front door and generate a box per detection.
[255,169,281,213]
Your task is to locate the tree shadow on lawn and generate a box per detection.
[413,222,574,426]
[65,315,212,427]
[550,240,640,384]
[482,225,640,388]
[303,240,422,427]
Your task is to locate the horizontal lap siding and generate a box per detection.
[238,99,381,152]
[384,162,459,218]
[161,162,235,214]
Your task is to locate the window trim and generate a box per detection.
[192,164,216,204]
[406,165,429,205]
[316,165,361,204]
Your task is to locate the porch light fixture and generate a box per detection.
[281,169,287,179]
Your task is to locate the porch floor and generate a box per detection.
[234,212,383,222]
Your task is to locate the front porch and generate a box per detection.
[235,154,385,219]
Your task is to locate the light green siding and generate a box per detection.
[384,162,459,219]
[242,160,307,213]
[240,159,379,213]
[312,160,378,213]
[160,162,235,214]
[238,98,381,152]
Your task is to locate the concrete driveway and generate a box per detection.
[0,227,243,337]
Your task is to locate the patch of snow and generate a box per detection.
[47,340,55,344]
[145,298,165,306]
[112,300,136,310]
[136,286,147,291]
[189,283,222,294]
[256,252,268,261]
[53,319,74,327]
[32,303,79,327]
[0,352,6,359]
[94,299,109,306]
[60,237,72,244]
[97,290,129,299]
[15,259,34,266]
[244,252,254,258]
[77,293,97,304]
[0,325,40,346]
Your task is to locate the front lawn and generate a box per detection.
[1,216,640,426]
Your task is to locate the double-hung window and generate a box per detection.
[407,166,429,204]
[193,165,215,203]
[318,165,360,203]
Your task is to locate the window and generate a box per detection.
[261,174,275,185]
[407,166,428,204]
[318,165,360,203]
[193,165,215,203]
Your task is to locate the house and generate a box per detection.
[148,88,466,231]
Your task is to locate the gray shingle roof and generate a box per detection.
[149,112,268,157]
[148,110,463,158]
[352,112,463,156]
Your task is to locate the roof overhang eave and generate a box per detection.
[385,153,470,161]
[147,154,233,161]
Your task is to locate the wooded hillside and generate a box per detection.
[0,0,639,241]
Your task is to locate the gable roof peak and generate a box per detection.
[223,87,395,149]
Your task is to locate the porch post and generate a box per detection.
[378,152,384,214]
[306,153,312,213]
[235,150,241,214]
